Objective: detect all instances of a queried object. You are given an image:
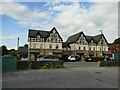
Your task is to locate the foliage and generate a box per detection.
[37,54,60,59]
[85,56,104,62]
[114,38,120,44]
[0,45,8,56]
[99,61,120,67]
[91,56,104,62]
[37,54,44,58]
[10,50,17,56]
[41,62,61,69]
[27,60,32,69]
[45,54,60,59]
[17,61,63,70]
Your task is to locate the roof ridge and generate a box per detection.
[29,29,49,32]
[68,32,82,38]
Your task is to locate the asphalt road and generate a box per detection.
[2,62,119,88]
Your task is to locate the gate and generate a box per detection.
[2,56,17,72]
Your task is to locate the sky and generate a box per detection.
[0,0,118,50]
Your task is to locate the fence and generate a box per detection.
[113,53,120,61]
[2,56,17,72]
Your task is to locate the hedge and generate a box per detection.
[91,57,104,62]
[85,56,104,62]
[99,61,120,67]
[17,60,64,70]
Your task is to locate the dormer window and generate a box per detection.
[37,35,40,42]
[79,36,85,45]
[52,37,56,42]
[91,40,94,44]
[51,33,57,42]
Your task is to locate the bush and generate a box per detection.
[91,56,104,62]
[45,54,60,59]
[17,61,30,70]
[99,61,120,67]
[17,60,63,70]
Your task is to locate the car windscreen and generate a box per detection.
[44,57,51,59]
[71,56,75,58]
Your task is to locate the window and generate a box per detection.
[40,44,43,49]
[93,47,95,51]
[49,44,52,49]
[84,47,86,50]
[100,48,101,51]
[37,35,40,41]
[79,36,86,45]
[79,46,81,50]
[91,40,94,44]
[52,37,56,42]
[104,47,106,51]
[56,44,59,49]
[31,38,35,42]
[33,43,37,48]
[89,47,91,50]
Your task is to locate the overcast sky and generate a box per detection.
[0,0,118,50]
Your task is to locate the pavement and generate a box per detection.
[2,62,119,88]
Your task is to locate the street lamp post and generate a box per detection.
[17,37,19,59]
[99,30,103,56]
[28,37,31,61]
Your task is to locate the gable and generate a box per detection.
[46,27,63,42]
[98,34,109,45]
[76,33,88,44]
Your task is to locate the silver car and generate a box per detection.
[37,56,59,61]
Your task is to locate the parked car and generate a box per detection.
[104,57,113,62]
[68,55,76,61]
[37,56,59,61]
[21,58,28,61]
[85,57,92,62]
[59,55,69,62]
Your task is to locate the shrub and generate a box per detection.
[37,54,44,58]
[45,55,60,59]
[99,61,120,67]
[17,61,29,70]
[17,60,63,70]
[91,56,104,62]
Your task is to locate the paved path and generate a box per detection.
[2,62,119,88]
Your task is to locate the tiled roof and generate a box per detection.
[66,32,83,44]
[92,34,102,44]
[28,27,63,41]
[28,29,49,38]
[65,32,108,46]
[18,45,28,53]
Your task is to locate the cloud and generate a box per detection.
[0,2,47,28]
[0,36,17,40]
[1,2,118,43]
[52,2,118,42]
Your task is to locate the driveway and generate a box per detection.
[2,62,119,88]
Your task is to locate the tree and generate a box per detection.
[114,38,120,44]
[10,50,17,56]
[0,45,8,56]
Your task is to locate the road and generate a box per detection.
[2,62,119,88]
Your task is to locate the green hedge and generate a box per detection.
[37,55,60,59]
[99,61,120,67]
[85,56,104,62]
[17,60,63,70]
[91,56,104,62]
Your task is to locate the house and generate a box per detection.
[108,38,120,58]
[18,44,28,59]
[28,27,63,60]
[63,31,109,60]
